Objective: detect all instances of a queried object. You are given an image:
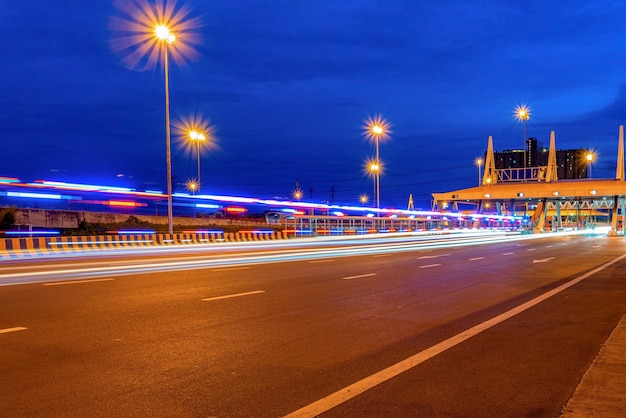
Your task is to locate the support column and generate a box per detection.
[555,200,562,230]
[533,198,547,233]
[610,195,619,236]
[620,196,626,236]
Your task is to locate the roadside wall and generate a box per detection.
[0,231,291,259]
[12,208,265,229]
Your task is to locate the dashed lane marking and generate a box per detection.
[419,264,441,269]
[342,273,377,280]
[502,252,514,256]
[469,257,484,261]
[202,290,265,302]
[0,327,27,334]
[417,254,451,259]
[308,259,336,264]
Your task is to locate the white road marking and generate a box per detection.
[419,264,441,269]
[417,254,451,259]
[308,259,335,264]
[284,254,626,418]
[211,267,251,272]
[374,254,391,258]
[469,257,484,261]
[342,273,377,280]
[43,278,114,286]
[502,252,514,256]
[202,290,265,302]
[0,327,27,334]
[527,248,536,252]
[592,245,601,248]
[533,257,556,264]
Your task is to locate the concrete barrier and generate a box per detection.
[0,231,290,259]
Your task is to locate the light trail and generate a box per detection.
[0,229,606,287]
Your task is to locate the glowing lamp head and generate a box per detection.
[371,125,384,136]
[586,153,594,162]
[186,180,198,193]
[475,157,483,167]
[514,104,531,122]
[155,25,175,44]
[370,163,380,172]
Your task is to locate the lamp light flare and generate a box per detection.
[110,0,202,70]
[514,104,531,122]
[173,114,217,156]
[362,115,392,142]
[186,179,199,194]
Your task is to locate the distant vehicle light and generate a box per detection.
[225,207,247,213]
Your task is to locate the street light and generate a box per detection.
[514,104,531,176]
[188,130,206,188]
[363,115,391,208]
[475,157,483,186]
[186,179,198,194]
[110,0,202,235]
[359,194,369,205]
[156,25,176,234]
[586,151,595,178]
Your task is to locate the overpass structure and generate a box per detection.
[432,126,626,235]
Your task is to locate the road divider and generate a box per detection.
[0,231,290,259]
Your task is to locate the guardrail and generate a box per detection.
[0,230,291,259]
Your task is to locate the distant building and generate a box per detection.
[493,137,589,179]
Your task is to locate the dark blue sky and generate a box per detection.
[3,1,626,209]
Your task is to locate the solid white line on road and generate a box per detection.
[342,273,377,280]
[284,254,626,418]
[211,267,251,272]
[419,264,441,269]
[43,278,114,286]
[0,327,27,334]
[502,252,514,256]
[202,290,265,302]
[469,257,484,261]
[417,254,451,259]
[308,259,336,264]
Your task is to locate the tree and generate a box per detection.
[0,207,16,230]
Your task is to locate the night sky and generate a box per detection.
[3,1,626,209]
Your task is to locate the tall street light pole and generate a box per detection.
[156,25,176,235]
[475,157,483,186]
[514,105,531,179]
[363,115,391,209]
[586,152,594,178]
[189,130,205,189]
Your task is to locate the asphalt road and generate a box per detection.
[1,232,625,417]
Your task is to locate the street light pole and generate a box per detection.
[164,42,174,235]
[475,157,483,186]
[375,135,380,208]
[586,152,594,178]
[514,105,531,180]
